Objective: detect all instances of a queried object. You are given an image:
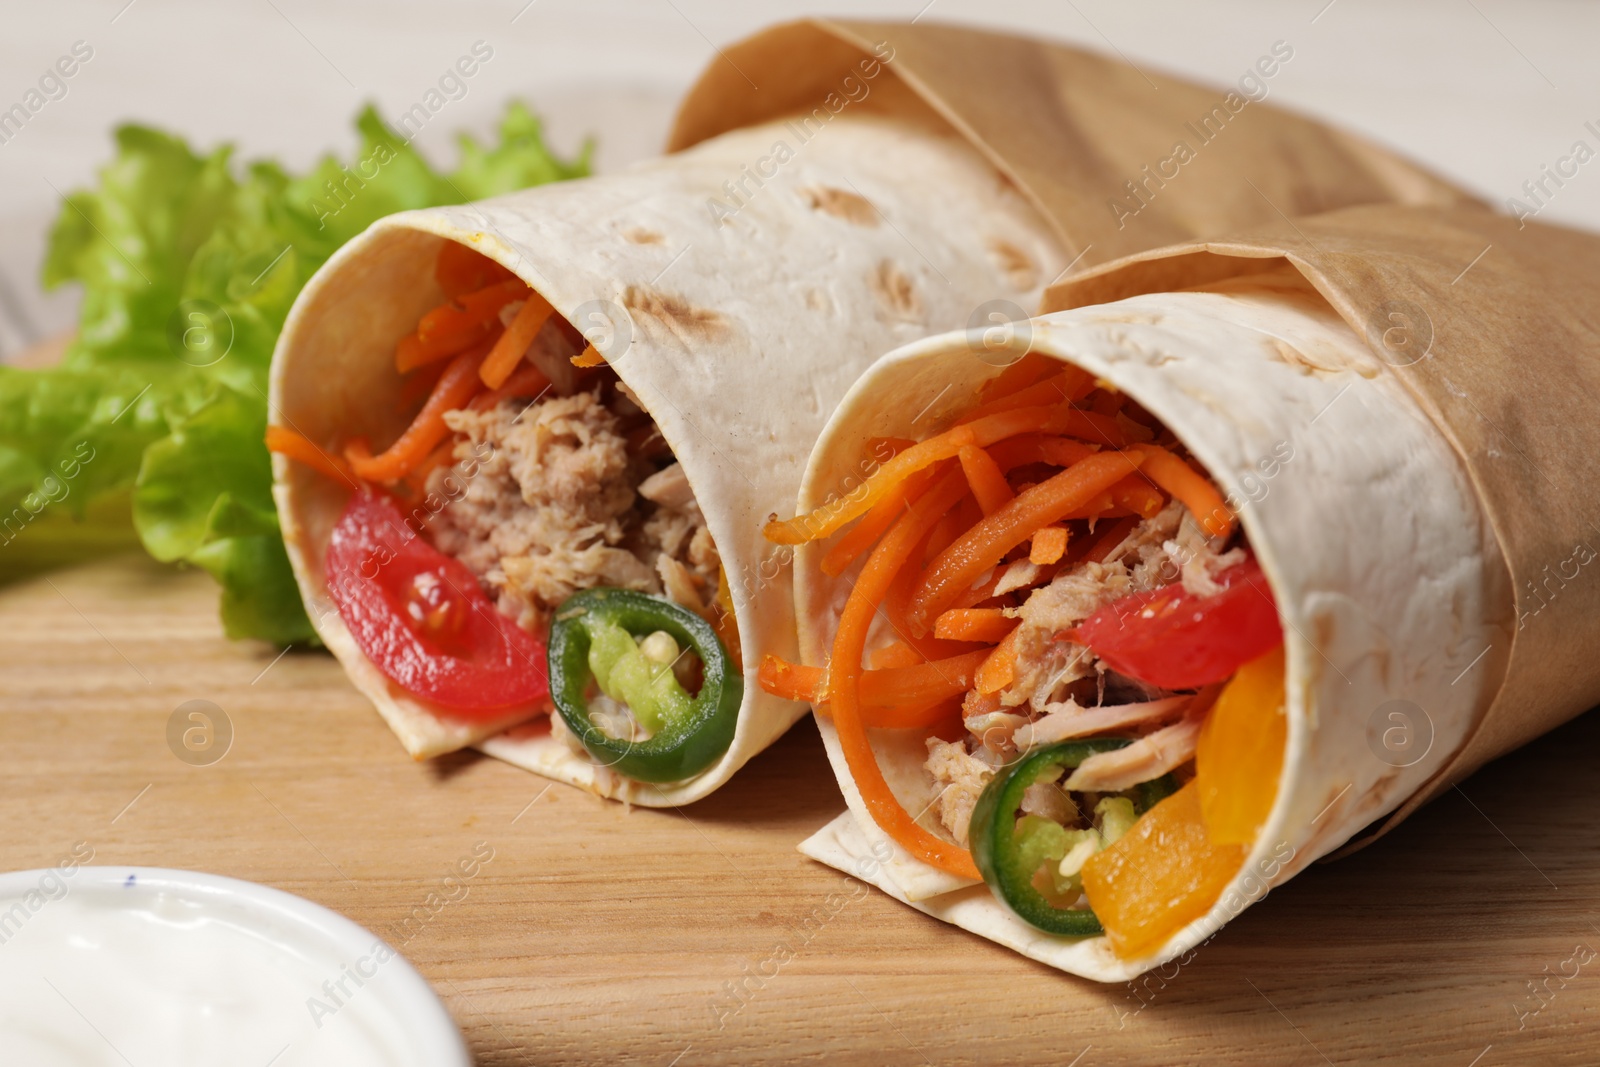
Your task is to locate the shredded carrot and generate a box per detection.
[950,569,1003,611]
[759,649,989,718]
[961,368,1097,423]
[923,504,969,565]
[1029,525,1069,565]
[957,445,1014,516]
[470,363,551,412]
[1089,388,1124,416]
[828,466,982,878]
[397,356,450,409]
[436,240,515,299]
[765,405,1126,546]
[933,607,1016,644]
[1109,475,1166,518]
[974,625,1022,694]
[406,281,524,369]
[906,451,1145,633]
[1062,490,1116,520]
[758,654,821,702]
[396,322,499,372]
[346,346,488,482]
[479,290,555,389]
[1132,444,1234,538]
[821,467,939,578]
[987,434,1098,473]
[870,640,926,670]
[978,351,1055,401]
[570,344,605,368]
[419,277,528,340]
[1117,415,1158,444]
[712,568,742,670]
[406,436,461,493]
[869,695,964,731]
[265,425,356,485]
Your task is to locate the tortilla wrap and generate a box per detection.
[269,113,1067,803]
[272,12,1488,807]
[791,265,1513,979]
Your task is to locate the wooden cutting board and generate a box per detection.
[1,553,1595,1065]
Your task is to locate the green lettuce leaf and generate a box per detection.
[12,104,589,642]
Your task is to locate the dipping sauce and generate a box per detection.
[0,869,464,1066]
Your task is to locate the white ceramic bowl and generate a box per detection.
[0,865,470,1066]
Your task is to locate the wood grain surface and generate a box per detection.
[1,554,1596,1065]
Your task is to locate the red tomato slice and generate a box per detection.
[1068,556,1282,690]
[324,488,548,714]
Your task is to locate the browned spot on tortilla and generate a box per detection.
[622,285,728,346]
[622,227,664,245]
[799,186,879,227]
[870,261,921,321]
[987,238,1037,291]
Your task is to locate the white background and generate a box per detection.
[2,0,1597,361]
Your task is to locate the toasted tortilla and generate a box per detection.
[791,274,1512,978]
[269,114,1066,804]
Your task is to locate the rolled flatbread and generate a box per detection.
[270,112,1066,804]
[783,261,1513,979]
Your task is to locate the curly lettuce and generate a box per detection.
[4,104,589,643]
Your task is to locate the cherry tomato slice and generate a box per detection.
[1068,556,1282,690]
[324,488,548,714]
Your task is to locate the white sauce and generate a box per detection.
[0,875,433,1066]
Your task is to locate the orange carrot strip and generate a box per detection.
[821,466,940,578]
[870,640,925,670]
[933,607,1016,644]
[962,368,1097,423]
[479,291,555,389]
[1132,444,1233,538]
[1089,389,1124,416]
[978,351,1054,402]
[347,347,487,482]
[830,468,981,878]
[958,445,1014,516]
[404,437,461,495]
[1109,475,1166,519]
[951,570,1003,611]
[436,241,515,299]
[975,625,1023,695]
[397,356,450,409]
[758,654,823,702]
[869,695,964,731]
[712,567,742,670]
[1062,490,1116,520]
[765,405,1125,546]
[906,451,1146,633]
[758,649,989,715]
[470,362,551,412]
[1029,525,1069,565]
[987,434,1098,473]
[570,344,605,368]
[861,649,991,710]
[265,425,355,486]
[418,277,528,340]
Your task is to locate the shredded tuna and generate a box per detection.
[428,388,717,631]
[1062,713,1204,792]
[925,737,994,846]
[994,558,1043,596]
[1020,779,1080,824]
[1011,696,1192,749]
